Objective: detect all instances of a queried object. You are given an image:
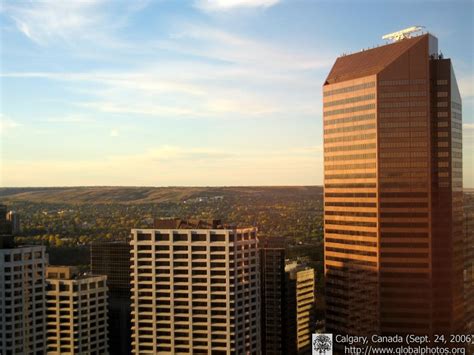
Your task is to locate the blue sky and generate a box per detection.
[1,0,473,187]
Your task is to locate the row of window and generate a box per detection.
[326,247,377,257]
[325,228,377,237]
[325,162,376,171]
[379,91,426,98]
[326,238,377,247]
[380,212,427,218]
[325,153,376,162]
[379,79,426,86]
[451,101,462,110]
[325,103,375,116]
[325,142,376,153]
[379,161,428,168]
[325,192,376,198]
[325,133,376,144]
[380,182,427,188]
[324,93,375,108]
[379,131,426,138]
[379,141,426,148]
[379,111,425,118]
[379,101,426,108]
[325,173,376,180]
[323,81,375,97]
[325,183,376,189]
[136,234,258,245]
[325,210,376,218]
[380,202,427,208]
[325,219,377,228]
[379,151,427,158]
[325,113,374,126]
[326,256,377,267]
[379,121,426,128]
[324,123,376,135]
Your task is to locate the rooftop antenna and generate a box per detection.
[382,26,425,42]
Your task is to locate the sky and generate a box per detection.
[0,0,473,187]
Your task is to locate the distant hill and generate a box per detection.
[0,186,323,204]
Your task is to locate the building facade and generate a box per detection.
[6,211,21,235]
[0,245,48,354]
[90,240,131,355]
[464,209,473,334]
[259,236,285,355]
[282,261,315,354]
[323,33,464,336]
[46,266,108,355]
[130,219,260,354]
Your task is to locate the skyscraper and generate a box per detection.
[46,266,109,354]
[0,245,48,354]
[90,240,131,355]
[0,204,48,354]
[130,219,260,354]
[259,236,285,355]
[282,261,315,354]
[464,210,473,334]
[323,31,464,336]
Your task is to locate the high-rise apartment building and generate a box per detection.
[0,204,47,354]
[323,31,464,336]
[46,266,108,354]
[464,210,473,333]
[91,240,131,355]
[130,219,260,354]
[282,261,315,354]
[0,245,48,354]
[259,236,285,355]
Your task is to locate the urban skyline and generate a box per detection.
[0,1,473,354]
[1,0,473,187]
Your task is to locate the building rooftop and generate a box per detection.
[46,265,105,280]
[285,260,312,274]
[153,218,246,230]
[324,34,429,85]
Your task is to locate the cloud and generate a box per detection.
[196,0,280,11]
[0,115,21,134]
[43,114,96,123]
[109,128,120,137]
[3,0,106,45]
[0,23,331,120]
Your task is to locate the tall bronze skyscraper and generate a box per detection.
[323,31,464,336]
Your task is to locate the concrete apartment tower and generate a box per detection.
[283,261,315,354]
[323,30,464,336]
[0,204,48,354]
[46,266,108,354]
[90,240,132,355]
[130,219,260,354]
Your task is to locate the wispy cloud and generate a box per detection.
[43,114,96,124]
[196,0,280,12]
[3,0,106,45]
[0,115,21,134]
[1,22,330,120]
